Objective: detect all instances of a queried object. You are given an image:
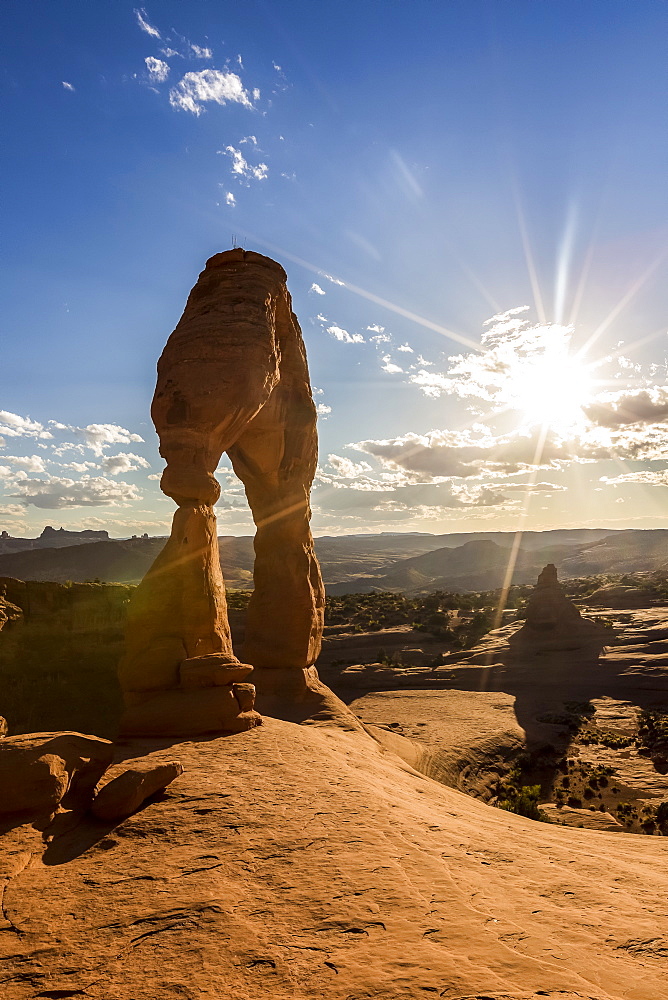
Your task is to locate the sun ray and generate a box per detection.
[511,181,547,325]
[577,249,668,357]
[234,230,481,351]
[554,203,577,326]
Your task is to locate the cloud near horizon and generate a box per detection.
[9,475,141,509]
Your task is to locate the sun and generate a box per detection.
[505,345,593,433]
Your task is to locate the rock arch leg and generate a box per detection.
[227,293,325,671]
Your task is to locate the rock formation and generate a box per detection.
[0,732,113,819]
[509,563,611,654]
[91,761,184,821]
[118,249,325,735]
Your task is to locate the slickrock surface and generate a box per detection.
[1,719,667,999]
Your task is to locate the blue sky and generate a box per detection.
[2,0,667,538]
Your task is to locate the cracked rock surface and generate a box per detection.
[1,718,667,999]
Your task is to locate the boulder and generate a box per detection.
[91,761,183,821]
[0,732,113,818]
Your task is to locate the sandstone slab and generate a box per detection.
[1,720,667,998]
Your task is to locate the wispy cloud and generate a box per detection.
[145,57,169,82]
[134,8,161,38]
[601,470,668,487]
[221,145,268,182]
[62,81,75,92]
[320,272,345,287]
[327,325,364,344]
[310,283,325,295]
[170,70,252,115]
[190,43,212,59]
[381,356,403,374]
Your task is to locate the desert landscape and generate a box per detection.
[3,3,668,997]
[2,250,668,1000]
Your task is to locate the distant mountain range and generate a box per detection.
[1,526,667,593]
[0,525,111,554]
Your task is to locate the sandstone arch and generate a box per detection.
[118,249,325,735]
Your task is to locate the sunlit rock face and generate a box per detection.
[118,249,325,735]
[509,563,611,655]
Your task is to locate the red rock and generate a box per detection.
[0,732,113,817]
[91,761,184,821]
[119,250,327,736]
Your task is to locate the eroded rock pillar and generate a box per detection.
[118,249,325,735]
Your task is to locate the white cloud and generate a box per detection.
[397,343,414,353]
[145,57,169,82]
[381,356,403,374]
[600,470,668,487]
[62,461,98,473]
[316,403,331,417]
[310,283,326,296]
[409,370,451,398]
[327,325,365,345]
[320,272,345,287]
[0,504,27,517]
[190,43,212,59]
[221,145,268,182]
[351,426,578,481]
[74,423,144,457]
[584,387,668,427]
[161,47,180,58]
[10,476,141,509]
[170,70,252,115]
[2,454,47,474]
[239,135,257,145]
[367,324,385,333]
[224,191,236,206]
[101,452,151,476]
[134,8,161,38]
[62,81,75,92]
[327,455,373,478]
[0,411,52,440]
[370,333,391,345]
[147,473,162,481]
[497,481,567,493]
[252,88,260,101]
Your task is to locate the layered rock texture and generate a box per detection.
[119,250,325,735]
[509,563,611,655]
